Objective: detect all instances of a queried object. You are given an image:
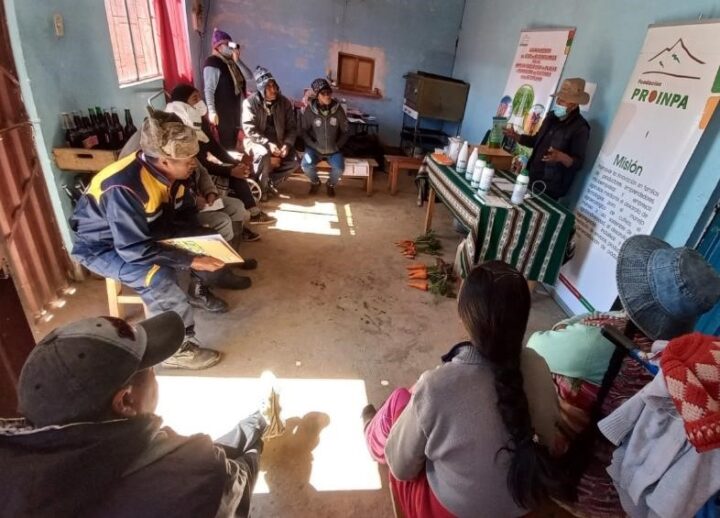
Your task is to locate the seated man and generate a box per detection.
[300,78,350,197]
[0,312,266,517]
[71,109,239,369]
[242,67,299,201]
[166,83,276,226]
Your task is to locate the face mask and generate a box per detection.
[219,46,233,58]
[193,100,208,117]
[552,104,568,118]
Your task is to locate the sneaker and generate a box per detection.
[250,212,276,225]
[188,282,230,312]
[242,227,261,242]
[361,404,377,430]
[326,183,336,197]
[160,340,222,370]
[309,181,321,195]
[238,258,258,270]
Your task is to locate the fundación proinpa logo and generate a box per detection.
[630,38,707,110]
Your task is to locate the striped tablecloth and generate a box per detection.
[425,157,575,284]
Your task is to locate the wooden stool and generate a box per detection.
[105,278,148,319]
[384,155,424,195]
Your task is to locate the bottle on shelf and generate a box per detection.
[110,107,125,148]
[94,107,111,149]
[123,109,137,141]
[61,112,78,147]
[79,110,100,149]
[511,169,530,205]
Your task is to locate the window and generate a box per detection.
[337,52,375,94]
[104,0,162,86]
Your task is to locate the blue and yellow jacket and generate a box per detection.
[71,152,195,269]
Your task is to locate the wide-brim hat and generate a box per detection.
[552,77,590,105]
[616,235,720,341]
[140,108,199,159]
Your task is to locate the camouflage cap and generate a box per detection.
[140,108,199,159]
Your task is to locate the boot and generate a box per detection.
[207,268,252,290]
[326,183,336,197]
[188,280,229,312]
[160,337,222,370]
[309,181,321,195]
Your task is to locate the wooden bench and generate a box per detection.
[105,278,148,319]
[313,158,379,196]
[384,155,424,195]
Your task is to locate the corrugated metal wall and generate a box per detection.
[0,0,73,321]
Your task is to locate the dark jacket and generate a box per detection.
[199,118,240,178]
[300,99,350,155]
[203,55,245,120]
[70,152,196,274]
[242,92,297,148]
[0,415,255,518]
[519,109,590,200]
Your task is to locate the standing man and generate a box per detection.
[242,67,299,201]
[504,78,591,201]
[71,110,231,370]
[300,78,350,197]
[203,28,254,150]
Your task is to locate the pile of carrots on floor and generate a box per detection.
[395,232,456,297]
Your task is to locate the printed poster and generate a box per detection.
[497,28,576,167]
[556,21,720,314]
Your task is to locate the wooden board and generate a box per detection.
[53,147,119,172]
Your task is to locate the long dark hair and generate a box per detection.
[457,261,559,508]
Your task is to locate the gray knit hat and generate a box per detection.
[616,235,720,340]
[139,108,199,160]
[254,66,277,93]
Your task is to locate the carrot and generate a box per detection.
[408,280,429,291]
[408,271,428,280]
[406,264,427,270]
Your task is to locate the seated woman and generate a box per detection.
[364,261,562,517]
[525,234,720,517]
[166,83,276,226]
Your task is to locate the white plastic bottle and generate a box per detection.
[456,141,470,174]
[478,165,495,195]
[465,146,479,181]
[511,169,530,205]
[471,158,485,187]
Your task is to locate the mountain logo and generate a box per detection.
[643,38,705,80]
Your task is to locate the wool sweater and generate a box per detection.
[385,344,561,518]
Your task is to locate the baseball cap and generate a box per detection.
[18,312,184,427]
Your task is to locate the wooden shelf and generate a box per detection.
[336,88,383,100]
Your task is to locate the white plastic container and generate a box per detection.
[511,169,530,205]
[465,147,479,181]
[456,141,470,173]
[478,165,495,194]
[471,160,484,187]
[448,137,463,163]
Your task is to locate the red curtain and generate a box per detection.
[153,0,194,91]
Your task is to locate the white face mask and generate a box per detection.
[219,46,233,58]
[193,100,208,117]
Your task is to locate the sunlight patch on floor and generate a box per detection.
[156,375,381,493]
[268,201,341,236]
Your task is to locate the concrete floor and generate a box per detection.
[37,170,567,517]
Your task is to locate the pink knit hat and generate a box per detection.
[661,333,720,452]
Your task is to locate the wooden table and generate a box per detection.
[384,154,424,195]
[423,156,574,284]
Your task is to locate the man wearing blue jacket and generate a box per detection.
[71,110,231,370]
